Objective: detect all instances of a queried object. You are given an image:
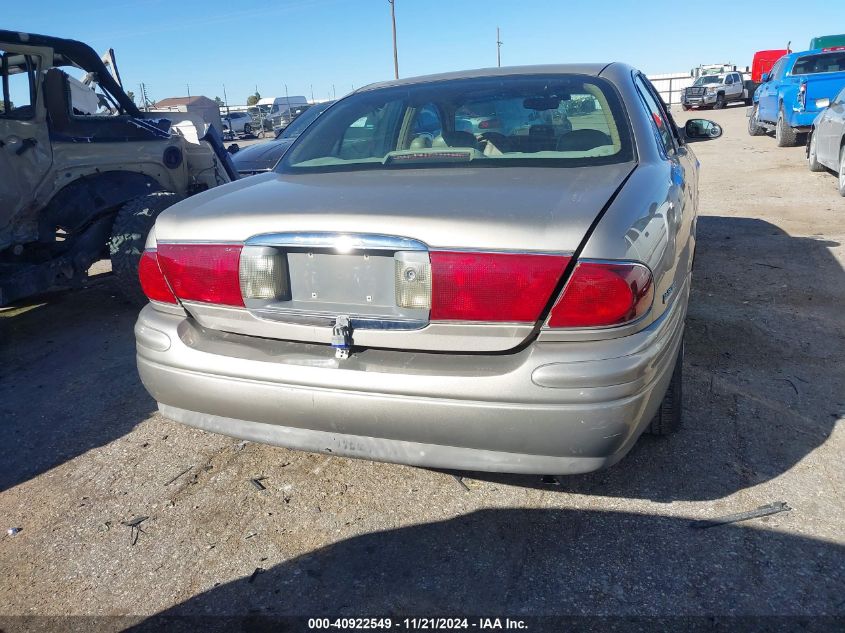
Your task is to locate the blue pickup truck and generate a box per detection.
[748,47,845,146]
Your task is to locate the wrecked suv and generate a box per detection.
[0,30,237,306]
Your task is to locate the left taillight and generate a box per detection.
[156,244,244,307]
[138,250,177,304]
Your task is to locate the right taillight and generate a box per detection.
[547,261,653,328]
[138,250,177,304]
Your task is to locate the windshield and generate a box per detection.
[793,52,845,75]
[279,75,633,173]
[693,76,722,86]
[278,101,334,139]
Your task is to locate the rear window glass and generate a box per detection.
[792,52,845,75]
[279,74,633,173]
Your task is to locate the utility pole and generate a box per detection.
[310,84,314,103]
[497,27,503,67]
[186,83,191,98]
[223,84,230,116]
[388,0,399,79]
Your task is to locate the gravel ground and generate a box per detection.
[0,104,843,626]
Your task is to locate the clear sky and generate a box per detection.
[6,0,844,106]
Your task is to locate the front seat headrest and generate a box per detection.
[410,135,433,149]
[556,129,612,152]
[432,131,477,148]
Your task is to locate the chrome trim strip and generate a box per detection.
[245,232,429,252]
[251,307,427,331]
[430,248,574,256]
[156,240,243,245]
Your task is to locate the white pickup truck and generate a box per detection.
[681,71,754,110]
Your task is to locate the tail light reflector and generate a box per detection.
[138,250,177,304]
[429,252,569,322]
[156,244,244,307]
[547,261,653,328]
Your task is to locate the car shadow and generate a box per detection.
[0,277,156,492]
[124,508,843,625]
[449,216,844,501]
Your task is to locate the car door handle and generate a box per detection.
[15,138,37,156]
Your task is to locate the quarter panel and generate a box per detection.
[578,159,694,332]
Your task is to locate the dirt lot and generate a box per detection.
[1,104,843,626]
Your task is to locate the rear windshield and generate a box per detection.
[278,74,633,173]
[792,52,845,75]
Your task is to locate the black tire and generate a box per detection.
[243,123,253,135]
[681,104,691,111]
[747,104,765,136]
[808,131,826,172]
[713,93,726,109]
[839,145,845,197]
[744,97,753,106]
[776,105,799,147]
[646,340,684,435]
[109,192,182,306]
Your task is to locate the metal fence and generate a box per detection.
[646,73,694,105]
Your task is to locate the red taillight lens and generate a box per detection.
[430,252,569,322]
[547,261,653,328]
[138,250,177,304]
[156,244,244,307]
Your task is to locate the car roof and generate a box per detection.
[789,48,843,58]
[358,64,614,92]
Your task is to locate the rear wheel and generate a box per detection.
[839,145,845,197]
[646,340,684,436]
[808,131,826,172]
[243,123,253,136]
[110,192,182,306]
[713,93,726,109]
[747,104,765,136]
[776,106,799,147]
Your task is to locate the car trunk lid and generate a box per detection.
[154,164,634,352]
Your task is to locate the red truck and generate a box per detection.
[750,49,789,84]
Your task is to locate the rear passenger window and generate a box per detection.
[634,75,674,156]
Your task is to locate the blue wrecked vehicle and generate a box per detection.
[747,47,845,146]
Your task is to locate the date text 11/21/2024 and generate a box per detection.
[307,617,528,630]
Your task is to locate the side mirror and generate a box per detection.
[227,143,240,154]
[761,73,770,83]
[684,119,723,140]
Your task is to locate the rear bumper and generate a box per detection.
[135,286,687,474]
[787,110,817,130]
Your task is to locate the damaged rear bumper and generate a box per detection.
[135,286,687,474]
